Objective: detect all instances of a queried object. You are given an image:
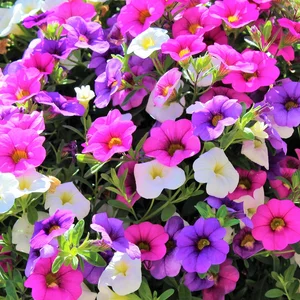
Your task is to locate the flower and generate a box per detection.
[45,182,90,220]
[97,286,140,300]
[30,209,74,249]
[22,52,55,75]
[134,159,186,199]
[232,227,263,259]
[176,217,229,273]
[192,95,242,141]
[150,216,184,279]
[24,256,83,300]
[15,0,42,20]
[127,28,169,59]
[252,199,300,250]
[12,212,48,253]
[125,222,169,261]
[265,81,300,128]
[278,18,300,40]
[79,283,98,300]
[99,252,142,296]
[193,147,239,198]
[0,172,22,213]
[184,272,214,292]
[0,128,46,175]
[0,4,22,37]
[74,85,95,109]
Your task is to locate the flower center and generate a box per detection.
[108,137,122,149]
[285,100,298,111]
[168,143,184,156]
[150,165,164,179]
[141,36,155,50]
[60,192,73,204]
[16,88,30,100]
[179,48,190,58]
[115,261,129,276]
[197,238,210,250]
[270,217,286,231]
[46,273,58,288]
[243,72,258,81]
[166,239,175,251]
[211,114,224,127]
[138,241,150,251]
[11,149,28,163]
[48,225,60,234]
[228,15,239,23]
[240,233,255,249]
[78,34,88,43]
[214,163,224,176]
[161,85,172,97]
[238,178,251,190]
[138,10,151,24]
[189,23,201,34]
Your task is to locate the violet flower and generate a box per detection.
[184,272,214,292]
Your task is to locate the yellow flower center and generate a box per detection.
[150,165,164,179]
[189,23,201,34]
[161,85,172,97]
[138,10,151,24]
[179,48,190,58]
[78,34,88,43]
[108,137,122,149]
[238,178,251,190]
[46,273,58,288]
[115,261,129,276]
[48,225,60,234]
[228,15,239,23]
[197,238,210,250]
[16,89,30,100]
[240,233,255,249]
[270,217,285,231]
[211,114,224,127]
[285,100,298,111]
[11,149,28,163]
[141,37,155,50]
[19,178,31,190]
[214,163,224,176]
[60,192,73,204]
[168,143,184,156]
[243,72,258,82]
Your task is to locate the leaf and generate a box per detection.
[158,289,174,300]
[284,264,297,282]
[107,200,131,212]
[291,242,300,254]
[291,170,300,189]
[178,284,192,300]
[69,219,85,247]
[138,277,152,300]
[84,163,106,178]
[62,125,85,139]
[76,154,99,164]
[135,132,149,154]
[216,205,228,219]
[78,251,106,267]
[5,281,18,300]
[161,204,176,221]
[52,255,65,273]
[262,20,272,41]
[27,206,38,225]
[121,89,137,106]
[265,289,284,298]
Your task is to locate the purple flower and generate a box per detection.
[265,81,300,127]
[192,95,242,141]
[41,38,75,60]
[176,218,229,273]
[184,272,215,292]
[150,216,184,279]
[64,16,110,54]
[35,92,85,116]
[232,227,263,259]
[23,11,53,28]
[94,59,123,108]
[30,210,74,249]
[91,213,140,259]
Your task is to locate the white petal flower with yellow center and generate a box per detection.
[127,28,170,59]
[12,211,49,253]
[79,283,97,300]
[193,147,239,198]
[15,0,42,20]
[75,85,95,109]
[134,160,186,199]
[0,4,22,37]
[98,252,142,296]
[45,182,90,219]
[249,121,268,139]
[97,286,140,300]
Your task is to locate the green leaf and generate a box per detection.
[291,242,300,254]
[194,202,214,218]
[122,89,137,106]
[158,289,174,300]
[284,264,297,282]
[178,284,192,300]
[161,204,176,221]
[272,255,280,273]
[27,206,38,225]
[107,200,131,212]
[69,219,85,247]
[135,132,149,154]
[203,142,215,152]
[52,255,65,273]
[262,20,272,41]
[62,125,85,139]
[291,170,300,189]
[265,289,284,298]
[71,256,79,270]
[216,205,228,219]
[76,154,99,164]
[223,218,240,227]
[78,251,106,267]
[84,163,106,178]
[209,264,220,274]
[138,277,152,300]
[5,281,18,300]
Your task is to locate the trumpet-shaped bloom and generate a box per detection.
[193,147,239,198]
[99,252,142,296]
[45,182,90,220]
[143,119,200,166]
[22,52,55,75]
[252,199,300,250]
[75,85,95,109]
[134,160,186,199]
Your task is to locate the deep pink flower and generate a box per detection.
[0,235,12,272]
[209,0,259,28]
[269,168,294,199]
[125,222,169,261]
[228,168,267,200]
[222,50,280,93]
[24,256,83,300]
[161,35,206,62]
[172,6,221,38]
[0,128,46,175]
[203,27,228,46]
[23,53,55,75]
[278,18,300,39]
[117,0,165,37]
[202,259,239,300]
[252,199,300,250]
[143,119,200,166]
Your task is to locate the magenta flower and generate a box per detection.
[143,119,200,167]
[24,256,83,300]
[278,18,300,39]
[203,26,228,46]
[209,0,259,28]
[125,222,169,261]
[162,35,206,62]
[172,6,221,38]
[23,52,55,75]
[252,199,300,250]
[228,168,267,200]
[117,0,165,37]
[0,128,46,175]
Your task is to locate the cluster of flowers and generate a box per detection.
[0,0,300,299]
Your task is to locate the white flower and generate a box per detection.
[127,28,170,59]
[134,160,186,199]
[249,121,268,139]
[224,227,234,244]
[16,168,51,196]
[99,252,142,296]
[75,85,95,108]
[193,147,239,198]
[12,211,48,253]
[267,115,294,139]
[79,283,97,300]
[15,0,42,20]
[186,101,205,114]
[0,4,23,37]
[0,172,22,213]
[97,286,140,300]
[41,0,67,11]
[45,182,90,219]
[241,138,269,170]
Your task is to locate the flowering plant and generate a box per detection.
[0,0,300,299]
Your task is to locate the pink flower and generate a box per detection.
[203,26,228,46]
[278,18,300,40]
[23,53,55,75]
[252,199,300,250]
[143,119,200,167]
[222,50,280,93]
[117,0,165,37]
[0,128,46,175]
[228,168,267,200]
[0,235,12,272]
[161,35,206,62]
[203,259,239,300]
[172,6,221,38]
[125,222,169,261]
[24,256,83,300]
[269,168,294,199]
[209,0,259,28]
